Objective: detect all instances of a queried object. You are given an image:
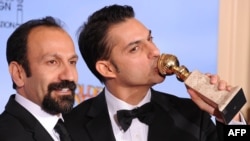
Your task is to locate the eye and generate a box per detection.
[47,60,57,65]
[69,57,78,65]
[130,46,139,53]
[70,60,77,65]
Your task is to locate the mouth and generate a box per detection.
[153,60,161,74]
[48,80,76,96]
[154,67,159,73]
[54,88,72,95]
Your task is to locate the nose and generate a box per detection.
[148,43,160,59]
[59,64,77,82]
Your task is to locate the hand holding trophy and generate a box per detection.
[157,53,246,124]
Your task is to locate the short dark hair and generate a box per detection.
[6,16,64,89]
[77,4,135,83]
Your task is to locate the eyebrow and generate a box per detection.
[126,29,152,47]
[70,54,79,60]
[41,53,78,60]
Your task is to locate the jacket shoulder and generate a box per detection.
[0,112,33,140]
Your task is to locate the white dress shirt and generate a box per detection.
[15,93,62,141]
[105,88,151,141]
[105,88,246,141]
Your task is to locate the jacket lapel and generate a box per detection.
[148,89,209,141]
[5,95,54,141]
[32,124,55,141]
[85,91,116,141]
[148,90,176,141]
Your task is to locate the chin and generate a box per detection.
[156,74,166,81]
[151,77,165,85]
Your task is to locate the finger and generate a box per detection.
[218,80,227,90]
[205,73,212,77]
[226,85,232,91]
[206,73,219,84]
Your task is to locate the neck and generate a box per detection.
[105,83,151,105]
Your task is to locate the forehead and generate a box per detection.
[108,18,149,44]
[27,26,75,58]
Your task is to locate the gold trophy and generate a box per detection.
[157,53,246,124]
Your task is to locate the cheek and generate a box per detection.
[24,76,48,103]
[30,73,51,93]
[121,59,147,75]
[121,64,144,78]
[73,69,78,82]
[130,60,149,71]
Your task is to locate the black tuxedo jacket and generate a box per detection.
[0,95,54,141]
[64,88,224,141]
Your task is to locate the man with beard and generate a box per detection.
[0,16,78,141]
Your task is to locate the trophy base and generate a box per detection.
[184,70,246,124]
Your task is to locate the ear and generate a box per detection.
[96,60,116,78]
[9,62,25,88]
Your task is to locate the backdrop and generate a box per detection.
[0,0,219,112]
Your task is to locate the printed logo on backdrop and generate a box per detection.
[0,0,23,28]
[75,84,103,105]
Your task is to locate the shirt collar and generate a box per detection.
[105,88,151,115]
[15,93,62,133]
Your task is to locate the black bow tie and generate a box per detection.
[116,102,155,132]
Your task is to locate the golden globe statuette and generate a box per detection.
[157,53,246,124]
